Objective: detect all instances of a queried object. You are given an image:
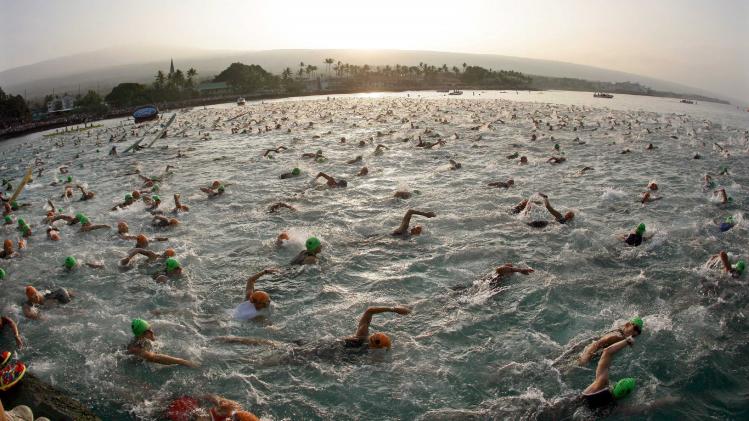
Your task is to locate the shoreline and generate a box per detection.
[0,86,732,141]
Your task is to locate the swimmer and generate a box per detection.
[342,306,411,350]
[164,394,258,421]
[2,215,11,225]
[646,181,658,191]
[279,168,301,179]
[268,202,296,213]
[640,191,662,204]
[127,319,197,367]
[111,193,136,211]
[153,258,183,283]
[622,223,650,247]
[703,174,715,189]
[357,166,368,176]
[152,215,180,228]
[64,256,103,270]
[120,247,175,266]
[374,144,389,155]
[23,285,72,320]
[391,209,436,237]
[718,216,735,232]
[75,213,110,232]
[706,251,745,278]
[519,156,529,165]
[0,315,23,348]
[275,232,289,246]
[713,188,731,204]
[201,184,225,198]
[314,172,347,188]
[547,156,566,164]
[233,268,279,321]
[578,317,643,365]
[448,159,462,170]
[0,239,19,259]
[488,179,514,189]
[581,337,637,410]
[146,195,162,212]
[290,237,322,265]
[46,227,61,241]
[172,193,189,212]
[61,186,74,199]
[263,146,287,157]
[347,156,363,164]
[394,190,412,199]
[76,185,95,200]
[451,263,535,291]
[513,194,574,227]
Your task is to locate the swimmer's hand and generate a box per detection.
[262,268,280,275]
[626,336,635,346]
[392,306,411,315]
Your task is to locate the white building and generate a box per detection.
[47,94,76,113]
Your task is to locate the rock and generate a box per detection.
[0,372,101,421]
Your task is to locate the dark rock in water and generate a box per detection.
[693,153,701,159]
[0,372,101,421]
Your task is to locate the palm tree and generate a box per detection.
[297,68,304,79]
[282,67,292,80]
[324,58,334,76]
[336,61,342,77]
[186,68,198,88]
[462,62,467,72]
[154,70,166,89]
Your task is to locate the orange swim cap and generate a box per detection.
[3,239,12,249]
[136,234,148,247]
[232,411,259,421]
[25,285,39,299]
[250,291,270,306]
[164,248,176,257]
[369,333,392,350]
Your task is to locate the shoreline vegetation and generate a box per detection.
[0,59,730,140]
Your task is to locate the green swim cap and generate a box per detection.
[64,256,77,269]
[20,225,30,235]
[125,193,133,201]
[131,318,150,336]
[17,218,26,227]
[733,260,746,275]
[11,201,18,210]
[217,185,225,193]
[66,176,72,183]
[0,268,5,279]
[292,168,301,176]
[554,143,560,149]
[3,215,11,223]
[316,149,323,155]
[152,194,160,202]
[612,378,636,400]
[630,316,643,330]
[152,184,159,192]
[165,257,181,272]
[725,216,734,224]
[636,223,646,235]
[305,236,321,252]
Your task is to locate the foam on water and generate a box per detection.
[0,90,747,420]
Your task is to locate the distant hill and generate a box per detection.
[0,46,728,102]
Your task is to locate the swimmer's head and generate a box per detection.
[168,218,180,226]
[165,257,181,273]
[336,179,348,188]
[75,212,88,224]
[211,180,221,189]
[733,260,746,275]
[131,318,151,337]
[117,221,128,233]
[410,226,423,236]
[725,216,735,225]
[25,286,43,304]
[564,211,575,221]
[305,237,321,253]
[125,193,133,203]
[64,256,77,269]
[164,248,176,257]
[519,156,528,163]
[316,149,323,155]
[136,234,149,248]
[132,191,141,199]
[507,179,515,186]
[17,218,26,227]
[3,215,11,224]
[3,239,12,253]
[151,195,160,203]
[217,185,225,193]
[368,333,391,350]
[151,184,159,192]
[0,268,5,279]
[250,291,271,309]
[232,411,260,421]
[66,176,72,183]
[10,201,18,210]
[292,167,301,176]
[627,317,643,335]
[554,143,560,150]
[636,223,646,235]
[611,378,636,400]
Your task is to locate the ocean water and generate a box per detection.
[0,90,747,420]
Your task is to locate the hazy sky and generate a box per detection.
[1,0,747,98]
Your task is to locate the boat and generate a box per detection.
[680,99,694,104]
[593,92,614,99]
[132,105,159,123]
[448,90,463,96]
[237,97,246,106]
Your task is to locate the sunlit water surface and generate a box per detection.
[1,91,748,420]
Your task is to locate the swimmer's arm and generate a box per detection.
[137,349,197,367]
[719,251,732,272]
[314,172,333,182]
[392,209,436,236]
[153,236,169,242]
[1,316,23,348]
[355,306,411,338]
[85,261,104,269]
[212,336,280,347]
[22,304,40,320]
[81,224,110,232]
[542,198,563,220]
[244,268,278,300]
